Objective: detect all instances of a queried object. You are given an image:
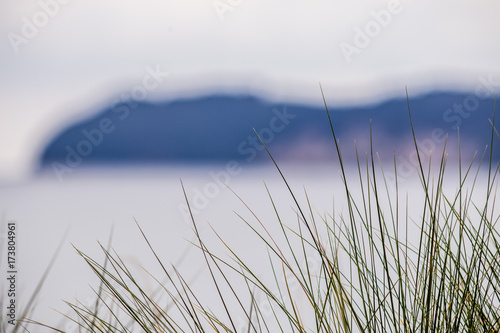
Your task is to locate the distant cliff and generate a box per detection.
[41,92,498,175]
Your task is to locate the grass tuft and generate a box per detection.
[36,91,500,332]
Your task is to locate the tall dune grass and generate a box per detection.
[29,91,500,332]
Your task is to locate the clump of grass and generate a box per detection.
[39,91,499,332]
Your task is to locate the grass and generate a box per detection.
[20,90,500,332]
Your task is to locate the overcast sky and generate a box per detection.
[1,0,499,181]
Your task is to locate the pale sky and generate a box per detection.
[1,0,500,181]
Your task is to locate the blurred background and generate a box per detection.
[1,0,499,329]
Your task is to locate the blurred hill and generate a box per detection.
[40,92,499,171]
